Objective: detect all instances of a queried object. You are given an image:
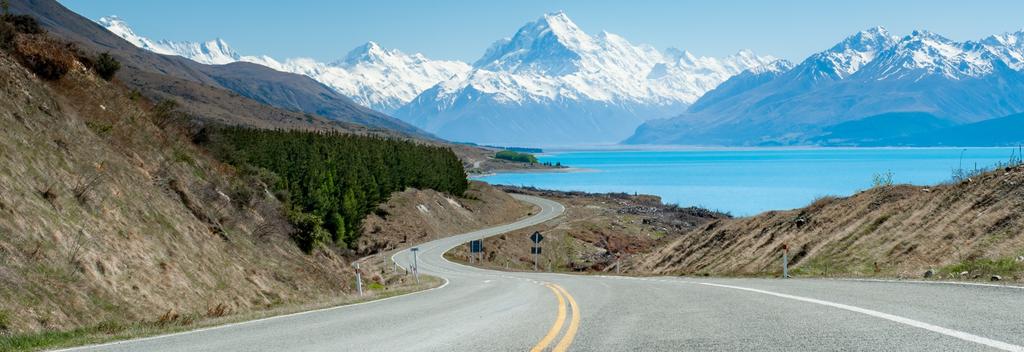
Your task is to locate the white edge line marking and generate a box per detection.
[698,282,1024,352]
[51,278,450,352]
[834,277,1024,290]
[56,194,561,351]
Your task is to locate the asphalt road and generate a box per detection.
[59,195,1024,351]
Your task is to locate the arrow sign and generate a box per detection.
[531,247,542,254]
[530,231,544,243]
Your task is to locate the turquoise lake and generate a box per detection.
[474,148,1022,216]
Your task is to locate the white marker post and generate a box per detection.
[353,262,363,296]
[411,247,420,284]
[782,244,790,279]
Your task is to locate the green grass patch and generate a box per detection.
[84,121,113,137]
[939,257,1024,278]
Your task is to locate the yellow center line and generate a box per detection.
[552,284,580,352]
[530,284,567,352]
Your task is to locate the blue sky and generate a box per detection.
[61,0,1024,63]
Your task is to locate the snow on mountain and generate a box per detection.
[240,43,470,112]
[97,17,469,113]
[627,27,1024,146]
[98,16,239,65]
[396,12,775,145]
[857,30,994,81]
[979,31,1024,70]
[787,26,897,83]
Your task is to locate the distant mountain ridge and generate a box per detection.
[395,12,776,145]
[627,26,1024,146]
[99,12,774,146]
[98,17,470,113]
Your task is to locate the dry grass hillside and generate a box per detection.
[0,35,361,336]
[358,181,535,256]
[448,187,728,272]
[638,166,1024,281]
[0,26,531,350]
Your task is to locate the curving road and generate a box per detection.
[60,195,1024,351]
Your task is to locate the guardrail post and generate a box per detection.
[353,262,363,296]
[782,244,790,279]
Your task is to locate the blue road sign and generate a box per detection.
[530,231,544,243]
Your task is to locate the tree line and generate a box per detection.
[206,127,468,251]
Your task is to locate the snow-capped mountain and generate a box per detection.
[98,16,239,65]
[97,17,469,113]
[395,12,775,145]
[627,27,1024,146]
[241,43,470,112]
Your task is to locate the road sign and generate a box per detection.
[530,231,544,243]
[411,247,419,252]
[469,240,483,253]
[531,247,542,254]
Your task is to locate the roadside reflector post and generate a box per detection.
[782,244,790,279]
[353,262,363,296]
[411,247,420,284]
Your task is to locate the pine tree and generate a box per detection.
[204,127,467,251]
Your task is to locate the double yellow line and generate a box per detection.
[531,284,580,352]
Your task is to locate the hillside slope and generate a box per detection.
[638,165,1024,280]
[0,46,356,334]
[9,0,428,137]
[0,27,531,349]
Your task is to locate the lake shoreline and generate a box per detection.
[473,147,1019,216]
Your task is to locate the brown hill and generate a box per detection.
[638,166,1024,281]
[0,26,528,349]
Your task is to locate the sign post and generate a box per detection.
[411,247,420,284]
[530,231,544,271]
[469,240,483,263]
[782,244,790,279]
[353,262,363,296]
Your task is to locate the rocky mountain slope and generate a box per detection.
[628,27,1024,146]
[11,0,426,137]
[98,11,774,146]
[396,12,775,145]
[638,165,1024,281]
[98,16,471,114]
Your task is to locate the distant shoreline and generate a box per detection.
[536,145,1023,153]
[469,167,593,178]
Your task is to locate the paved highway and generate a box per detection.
[60,195,1024,351]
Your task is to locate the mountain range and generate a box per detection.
[99,16,470,114]
[627,27,1024,146]
[99,12,776,146]
[97,12,1024,147]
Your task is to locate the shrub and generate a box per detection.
[94,52,119,80]
[871,170,894,188]
[0,21,13,51]
[495,150,539,163]
[288,211,331,253]
[14,36,75,80]
[152,99,187,129]
[0,309,10,332]
[4,14,43,34]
